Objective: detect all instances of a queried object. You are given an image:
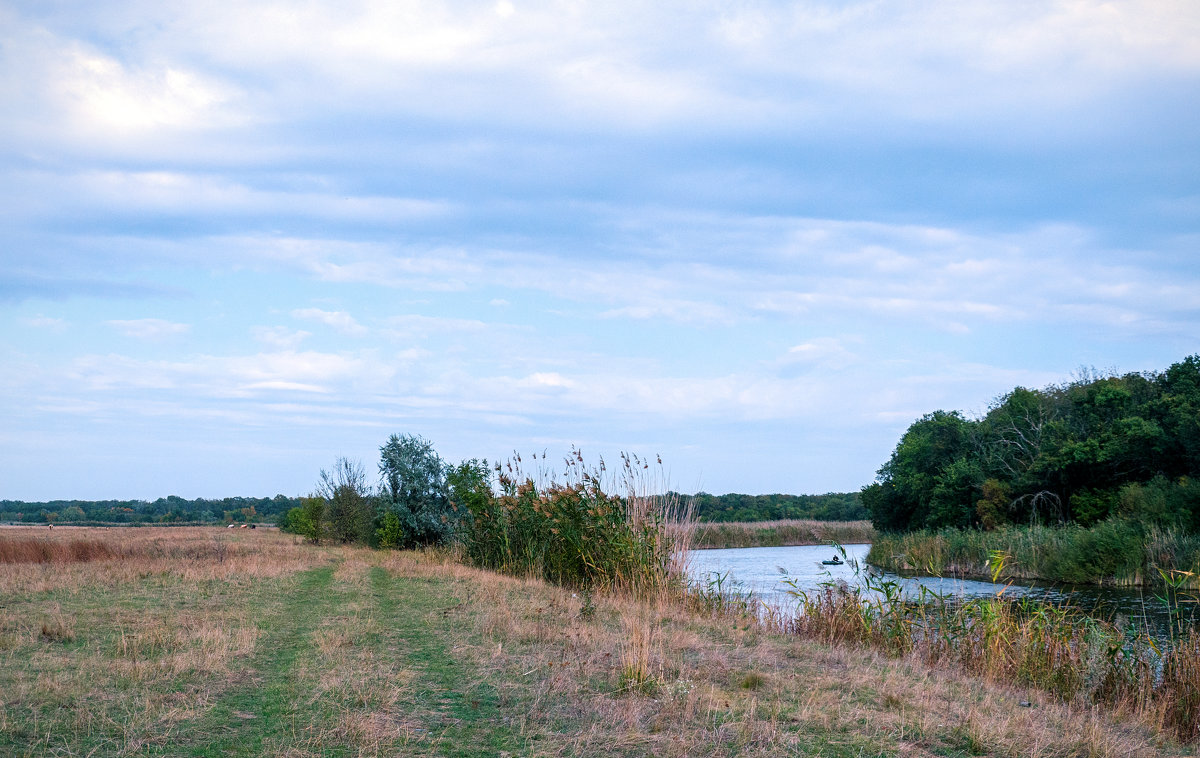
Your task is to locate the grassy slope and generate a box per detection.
[0,527,1193,757]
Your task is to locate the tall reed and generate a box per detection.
[868,521,1200,587]
[691,519,875,549]
[458,450,694,598]
[785,549,1200,742]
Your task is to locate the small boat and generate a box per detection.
[821,558,843,566]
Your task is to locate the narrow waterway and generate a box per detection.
[688,543,1199,641]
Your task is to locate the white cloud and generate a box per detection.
[58,51,232,132]
[519,371,574,390]
[291,308,368,336]
[106,318,190,339]
[69,349,387,398]
[381,314,491,339]
[251,325,311,349]
[20,315,67,331]
[783,338,859,371]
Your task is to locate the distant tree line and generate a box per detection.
[0,495,300,525]
[864,355,1200,533]
[3,439,865,533]
[682,491,866,522]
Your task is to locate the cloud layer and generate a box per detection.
[2,0,1198,499]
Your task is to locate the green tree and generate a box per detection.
[319,457,374,544]
[375,511,405,548]
[279,506,312,535]
[864,410,973,531]
[378,434,455,547]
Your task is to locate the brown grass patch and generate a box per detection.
[371,549,1194,757]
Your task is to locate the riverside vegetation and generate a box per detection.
[861,355,1200,588]
[692,519,875,549]
[867,521,1200,588]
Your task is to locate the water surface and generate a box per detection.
[688,543,1199,640]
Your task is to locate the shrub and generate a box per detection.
[458,450,690,597]
[319,458,374,544]
[279,507,311,536]
[375,510,405,549]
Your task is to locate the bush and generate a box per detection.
[279,507,311,535]
[459,450,689,597]
[375,510,405,549]
[319,458,374,544]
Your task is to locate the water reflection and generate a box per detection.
[687,543,1199,641]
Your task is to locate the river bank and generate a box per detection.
[692,519,875,549]
[866,521,1200,589]
[3,526,1193,755]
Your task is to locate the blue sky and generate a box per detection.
[2,0,1198,500]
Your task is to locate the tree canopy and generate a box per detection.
[864,356,1200,533]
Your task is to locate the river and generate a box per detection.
[688,543,1199,641]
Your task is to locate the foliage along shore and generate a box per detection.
[866,521,1200,588]
[692,519,875,549]
[863,355,1200,535]
[857,354,1200,588]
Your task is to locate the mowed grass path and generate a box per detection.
[156,560,522,756]
[0,534,524,757]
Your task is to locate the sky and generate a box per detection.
[2,0,1199,501]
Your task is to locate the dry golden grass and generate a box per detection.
[378,548,1194,757]
[0,526,335,756]
[1,527,1194,757]
[0,525,330,596]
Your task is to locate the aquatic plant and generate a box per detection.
[785,543,1200,741]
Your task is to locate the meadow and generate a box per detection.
[1,526,1196,757]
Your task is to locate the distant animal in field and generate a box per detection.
[227,524,236,529]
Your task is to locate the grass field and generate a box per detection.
[0,526,1193,757]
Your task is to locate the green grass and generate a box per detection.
[153,562,524,756]
[162,564,341,755]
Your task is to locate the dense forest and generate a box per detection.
[0,495,300,525]
[864,355,1200,533]
[683,491,865,522]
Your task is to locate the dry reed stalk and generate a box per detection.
[692,519,876,549]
